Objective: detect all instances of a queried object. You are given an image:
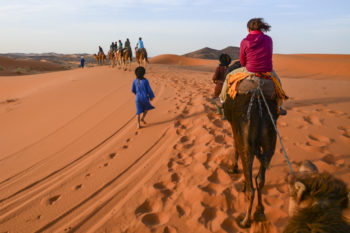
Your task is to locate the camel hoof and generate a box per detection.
[253,211,266,222]
[236,215,251,228]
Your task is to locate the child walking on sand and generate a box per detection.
[132,66,155,129]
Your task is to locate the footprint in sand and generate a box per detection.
[48,195,61,205]
[221,217,238,233]
[212,119,223,128]
[74,184,82,190]
[109,153,116,159]
[171,173,180,184]
[207,168,232,185]
[153,181,174,203]
[198,203,226,231]
[176,205,186,217]
[338,126,350,141]
[141,212,169,227]
[303,115,323,126]
[327,109,347,117]
[307,134,333,146]
[182,107,189,114]
[164,226,177,233]
[167,158,178,172]
[135,199,153,216]
[214,135,225,144]
[198,183,221,196]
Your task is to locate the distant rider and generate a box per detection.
[98,46,104,55]
[118,40,123,56]
[124,38,132,58]
[137,37,148,62]
[137,37,144,51]
[110,42,115,52]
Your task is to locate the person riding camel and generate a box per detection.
[135,43,138,54]
[118,40,123,56]
[110,42,115,52]
[137,37,144,51]
[98,46,104,56]
[124,38,132,58]
[219,18,288,115]
[212,53,231,117]
[137,37,148,63]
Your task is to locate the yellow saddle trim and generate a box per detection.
[227,71,288,114]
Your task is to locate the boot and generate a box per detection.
[279,107,287,116]
[216,104,223,115]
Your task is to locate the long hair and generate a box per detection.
[247,18,271,32]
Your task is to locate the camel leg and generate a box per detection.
[235,123,255,228]
[229,123,240,173]
[254,116,277,221]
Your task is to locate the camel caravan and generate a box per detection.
[94,37,149,71]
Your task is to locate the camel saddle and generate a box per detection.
[227,70,288,101]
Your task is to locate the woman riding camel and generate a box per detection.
[220,18,287,115]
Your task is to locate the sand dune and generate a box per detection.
[274,54,350,80]
[150,54,216,66]
[0,56,65,76]
[0,54,349,233]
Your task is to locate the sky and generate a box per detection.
[0,0,350,56]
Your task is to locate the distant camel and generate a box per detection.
[122,49,132,71]
[93,54,99,64]
[108,50,115,67]
[136,48,149,67]
[94,52,106,65]
[115,50,123,69]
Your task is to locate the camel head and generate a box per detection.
[287,162,349,217]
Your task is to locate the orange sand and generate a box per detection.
[0,56,64,76]
[0,54,349,232]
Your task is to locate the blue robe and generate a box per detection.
[80,58,85,68]
[132,78,155,115]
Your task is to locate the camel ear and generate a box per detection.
[295,181,306,203]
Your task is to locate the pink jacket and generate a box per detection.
[240,30,273,73]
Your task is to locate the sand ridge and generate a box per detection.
[0,54,349,232]
[0,56,65,76]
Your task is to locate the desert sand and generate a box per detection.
[0,56,65,76]
[0,54,349,233]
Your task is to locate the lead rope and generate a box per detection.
[257,84,294,174]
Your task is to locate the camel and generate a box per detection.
[94,52,106,65]
[114,50,123,69]
[108,50,115,67]
[122,49,132,71]
[284,163,350,233]
[93,54,99,64]
[223,78,278,228]
[136,48,148,67]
